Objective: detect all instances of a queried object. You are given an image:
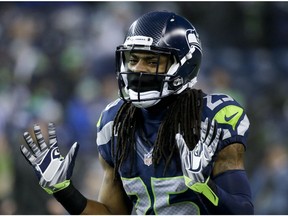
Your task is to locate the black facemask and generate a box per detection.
[127,71,165,93]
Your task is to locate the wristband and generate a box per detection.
[53,182,87,215]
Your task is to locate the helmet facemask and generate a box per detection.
[116,46,185,108]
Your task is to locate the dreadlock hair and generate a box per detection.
[111,88,203,178]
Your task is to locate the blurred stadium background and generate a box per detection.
[0,1,288,214]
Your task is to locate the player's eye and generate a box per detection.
[128,57,138,65]
[147,59,158,66]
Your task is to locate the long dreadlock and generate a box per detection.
[112,88,203,178]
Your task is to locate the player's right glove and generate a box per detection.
[176,118,222,205]
[20,123,79,194]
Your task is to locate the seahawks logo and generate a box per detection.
[186,29,202,51]
[38,147,61,173]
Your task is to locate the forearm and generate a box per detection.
[210,170,254,214]
[54,181,132,215]
[81,200,112,215]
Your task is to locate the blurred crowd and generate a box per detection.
[0,2,288,214]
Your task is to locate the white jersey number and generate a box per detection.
[121,176,199,215]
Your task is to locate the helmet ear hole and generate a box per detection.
[169,77,184,90]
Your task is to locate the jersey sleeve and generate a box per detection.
[202,93,250,150]
[96,98,123,167]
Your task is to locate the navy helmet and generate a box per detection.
[116,11,202,108]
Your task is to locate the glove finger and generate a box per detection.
[65,142,79,165]
[176,134,191,160]
[209,127,222,154]
[205,119,216,145]
[34,125,48,152]
[203,144,210,158]
[175,133,186,151]
[200,118,209,142]
[23,132,41,156]
[48,122,57,146]
[64,142,79,179]
[20,145,36,165]
[175,134,189,172]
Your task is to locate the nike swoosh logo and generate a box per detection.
[224,112,238,122]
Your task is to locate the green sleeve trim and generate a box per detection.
[185,176,219,206]
[43,180,71,195]
[96,113,103,127]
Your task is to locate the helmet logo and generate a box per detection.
[124,36,153,46]
[186,29,201,51]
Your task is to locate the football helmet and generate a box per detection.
[116,11,202,108]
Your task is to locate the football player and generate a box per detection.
[20,11,254,214]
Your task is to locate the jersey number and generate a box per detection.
[121,176,199,215]
[206,94,234,111]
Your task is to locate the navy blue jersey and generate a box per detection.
[96,93,250,214]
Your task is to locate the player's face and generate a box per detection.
[127,52,171,74]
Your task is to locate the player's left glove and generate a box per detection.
[176,118,222,205]
[20,123,79,194]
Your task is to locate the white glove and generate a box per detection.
[20,123,79,194]
[176,118,222,205]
